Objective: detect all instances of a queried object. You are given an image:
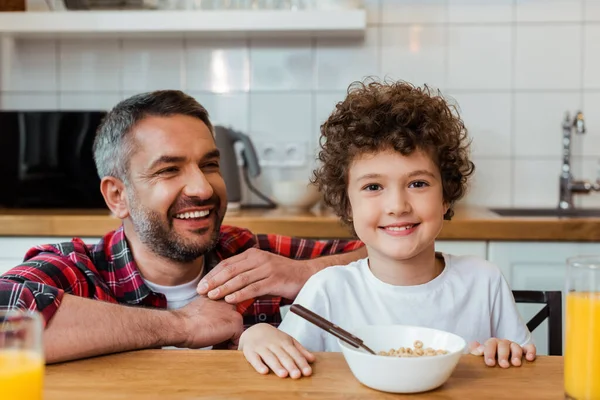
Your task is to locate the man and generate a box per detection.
[0,90,365,364]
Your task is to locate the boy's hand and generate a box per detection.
[469,338,536,368]
[238,323,316,379]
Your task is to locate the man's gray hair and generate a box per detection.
[93,90,213,183]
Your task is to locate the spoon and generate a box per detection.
[290,304,377,355]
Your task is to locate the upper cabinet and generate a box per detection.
[0,9,366,39]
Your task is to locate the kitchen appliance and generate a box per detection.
[214,125,273,210]
[0,111,107,209]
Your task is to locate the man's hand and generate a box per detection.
[196,248,316,304]
[170,295,244,348]
[469,338,536,368]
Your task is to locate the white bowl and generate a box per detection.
[271,180,322,211]
[338,325,467,394]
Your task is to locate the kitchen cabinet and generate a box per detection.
[0,237,101,275]
[435,240,487,259]
[488,241,600,356]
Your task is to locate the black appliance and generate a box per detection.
[0,111,107,209]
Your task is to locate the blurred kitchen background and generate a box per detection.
[1,0,599,210]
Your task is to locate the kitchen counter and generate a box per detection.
[1,205,600,241]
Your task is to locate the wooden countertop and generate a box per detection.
[2,205,600,241]
[44,350,563,400]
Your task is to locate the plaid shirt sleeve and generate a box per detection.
[218,226,364,328]
[253,232,364,259]
[0,240,94,326]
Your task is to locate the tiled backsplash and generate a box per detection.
[3,0,600,209]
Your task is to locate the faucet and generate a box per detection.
[558,110,600,209]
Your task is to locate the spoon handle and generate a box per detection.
[290,304,376,355]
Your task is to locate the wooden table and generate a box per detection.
[44,350,564,399]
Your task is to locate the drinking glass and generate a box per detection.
[0,310,44,400]
[564,256,600,400]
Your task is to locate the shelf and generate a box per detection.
[0,9,366,39]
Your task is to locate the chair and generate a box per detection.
[512,290,562,356]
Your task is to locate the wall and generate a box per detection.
[2,0,600,208]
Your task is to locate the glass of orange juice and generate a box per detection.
[0,310,44,400]
[565,256,600,400]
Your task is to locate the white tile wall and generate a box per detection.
[186,39,250,93]
[1,39,57,92]
[583,24,600,88]
[3,0,600,208]
[381,25,447,89]
[448,92,512,157]
[381,0,448,24]
[448,0,513,23]
[249,39,313,91]
[248,92,313,142]
[581,92,600,157]
[447,26,512,90]
[513,159,563,207]
[515,0,583,22]
[58,39,121,92]
[585,0,600,21]
[0,93,58,110]
[514,92,582,158]
[514,25,582,90]
[59,93,121,110]
[190,92,250,132]
[316,27,379,90]
[121,39,184,92]
[467,158,512,207]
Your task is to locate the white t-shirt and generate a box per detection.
[278,253,532,352]
[143,273,202,310]
[143,270,212,350]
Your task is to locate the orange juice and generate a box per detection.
[0,350,44,400]
[565,292,600,400]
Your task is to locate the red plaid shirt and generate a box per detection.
[0,225,362,330]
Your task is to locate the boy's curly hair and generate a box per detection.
[312,79,475,228]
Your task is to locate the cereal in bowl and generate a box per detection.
[378,340,449,357]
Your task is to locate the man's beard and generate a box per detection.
[127,192,223,263]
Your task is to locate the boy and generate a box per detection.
[238,79,536,379]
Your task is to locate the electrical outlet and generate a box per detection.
[255,142,282,167]
[281,141,307,167]
[254,141,308,167]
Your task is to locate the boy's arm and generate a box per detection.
[239,272,331,378]
[277,277,330,352]
[469,273,536,368]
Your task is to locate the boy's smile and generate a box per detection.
[379,221,421,236]
[347,148,448,281]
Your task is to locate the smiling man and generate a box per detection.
[0,90,365,363]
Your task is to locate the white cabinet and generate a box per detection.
[0,237,101,275]
[488,241,600,355]
[435,240,488,259]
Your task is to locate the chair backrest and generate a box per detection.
[512,290,562,356]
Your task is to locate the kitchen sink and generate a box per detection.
[490,207,600,218]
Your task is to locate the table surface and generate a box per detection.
[44,350,564,400]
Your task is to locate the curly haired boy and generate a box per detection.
[238,79,536,378]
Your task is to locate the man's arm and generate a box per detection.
[43,293,242,364]
[304,246,367,273]
[44,294,173,363]
[1,251,243,363]
[197,227,365,303]
[0,273,171,363]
